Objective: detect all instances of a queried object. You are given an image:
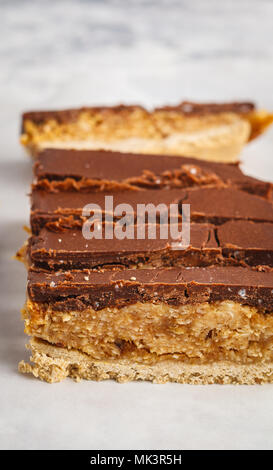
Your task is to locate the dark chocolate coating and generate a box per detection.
[22,101,255,129]
[28,266,273,312]
[30,186,273,235]
[33,149,272,198]
[28,217,273,270]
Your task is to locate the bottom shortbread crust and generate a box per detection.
[19,338,273,384]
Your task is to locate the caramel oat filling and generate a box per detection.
[23,299,273,365]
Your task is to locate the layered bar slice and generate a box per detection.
[20,181,273,383]
[19,267,273,384]
[21,101,273,162]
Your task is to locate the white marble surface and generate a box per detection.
[0,0,273,450]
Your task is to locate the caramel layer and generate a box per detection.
[23,299,273,365]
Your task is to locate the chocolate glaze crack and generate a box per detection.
[28,218,273,270]
[30,186,273,234]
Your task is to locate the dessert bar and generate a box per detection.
[19,267,273,384]
[21,101,273,162]
[18,102,273,384]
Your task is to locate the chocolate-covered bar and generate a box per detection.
[28,224,217,270]
[21,101,273,162]
[30,186,273,234]
[33,149,272,198]
[28,220,273,270]
[19,267,273,384]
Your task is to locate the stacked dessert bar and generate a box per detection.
[18,102,273,384]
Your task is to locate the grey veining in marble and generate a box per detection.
[0,0,273,450]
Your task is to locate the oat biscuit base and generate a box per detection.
[19,338,273,385]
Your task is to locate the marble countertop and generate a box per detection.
[0,0,273,450]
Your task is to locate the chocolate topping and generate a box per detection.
[30,188,186,233]
[155,101,255,115]
[33,149,236,182]
[33,149,272,198]
[22,101,255,129]
[28,217,273,270]
[30,186,273,234]
[217,221,273,266]
[27,266,273,312]
[183,187,273,224]
[29,224,219,270]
